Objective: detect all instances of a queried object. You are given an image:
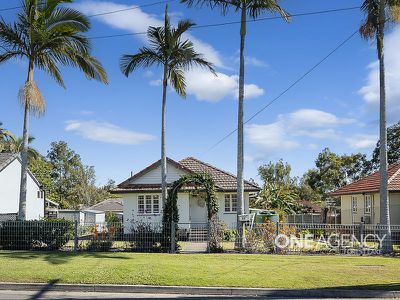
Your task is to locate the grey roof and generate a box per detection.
[87,198,123,212]
[0,153,18,172]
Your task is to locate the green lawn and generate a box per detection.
[0,251,399,290]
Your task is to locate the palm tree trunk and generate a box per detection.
[236,2,246,249]
[18,60,34,221]
[377,0,391,252]
[161,63,168,207]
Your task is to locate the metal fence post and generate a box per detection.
[74,220,78,252]
[360,222,365,251]
[170,221,176,253]
[275,221,280,253]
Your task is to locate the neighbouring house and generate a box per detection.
[331,162,400,225]
[112,157,260,230]
[44,198,60,219]
[87,198,123,221]
[58,209,106,225]
[0,153,44,220]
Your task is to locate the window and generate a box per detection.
[37,191,44,199]
[224,194,237,213]
[351,196,357,213]
[138,195,160,214]
[364,195,373,214]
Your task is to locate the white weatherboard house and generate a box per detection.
[0,153,44,220]
[113,157,260,229]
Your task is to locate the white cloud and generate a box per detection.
[149,79,162,86]
[246,123,300,155]
[245,109,360,157]
[185,69,264,102]
[358,26,400,119]
[346,134,377,149]
[75,1,264,102]
[65,120,155,145]
[234,55,269,68]
[74,1,224,68]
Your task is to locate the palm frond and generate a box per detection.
[180,0,241,15]
[45,7,90,32]
[120,48,163,77]
[169,68,186,98]
[18,80,45,117]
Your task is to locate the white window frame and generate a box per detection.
[351,196,357,213]
[138,194,160,215]
[224,194,237,213]
[364,194,373,214]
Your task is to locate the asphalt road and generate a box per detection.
[0,290,395,300]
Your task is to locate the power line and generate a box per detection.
[89,6,360,40]
[0,0,173,14]
[86,0,175,18]
[201,29,359,155]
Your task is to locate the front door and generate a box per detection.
[189,195,208,228]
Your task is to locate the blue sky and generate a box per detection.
[1,0,400,186]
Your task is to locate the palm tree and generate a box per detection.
[0,0,108,220]
[181,0,290,247]
[2,134,40,161]
[359,0,400,252]
[120,5,215,206]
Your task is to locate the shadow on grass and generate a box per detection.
[0,251,131,265]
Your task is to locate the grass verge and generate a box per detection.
[0,251,399,290]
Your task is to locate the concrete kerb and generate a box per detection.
[0,283,399,298]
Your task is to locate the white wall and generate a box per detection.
[58,211,85,224]
[129,163,188,185]
[122,191,250,231]
[0,158,44,220]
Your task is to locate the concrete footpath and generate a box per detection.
[0,283,399,299]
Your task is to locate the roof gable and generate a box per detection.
[0,153,41,188]
[180,157,260,191]
[114,156,260,193]
[331,162,400,196]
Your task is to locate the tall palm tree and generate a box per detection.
[2,134,40,161]
[181,0,290,246]
[360,0,400,252]
[120,5,215,206]
[0,0,108,220]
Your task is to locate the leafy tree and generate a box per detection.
[120,5,215,206]
[0,0,108,220]
[256,160,300,214]
[46,141,110,208]
[359,0,400,241]
[180,0,290,239]
[28,155,58,200]
[2,134,40,161]
[304,148,370,201]
[370,121,400,170]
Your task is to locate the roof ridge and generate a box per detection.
[180,157,259,188]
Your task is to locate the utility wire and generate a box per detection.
[89,6,360,40]
[0,0,174,14]
[201,29,360,155]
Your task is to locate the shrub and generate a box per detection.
[0,220,73,250]
[224,229,237,242]
[129,222,163,252]
[208,216,224,253]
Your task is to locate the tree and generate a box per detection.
[304,148,370,201]
[120,5,215,206]
[370,121,400,170]
[256,160,300,215]
[0,0,108,220]
[46,141,110,208]
[359,0,400,249]
[28,155,57,200]
[2,134,40,161]
[180,0,290,244]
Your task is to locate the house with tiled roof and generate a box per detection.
[0,153,45,220]
[331,162,400,224]
[113,157,260,228]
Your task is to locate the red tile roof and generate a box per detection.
[115,157,260,193]
[331,162,400,196]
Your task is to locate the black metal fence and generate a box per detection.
[0,220,399,255]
